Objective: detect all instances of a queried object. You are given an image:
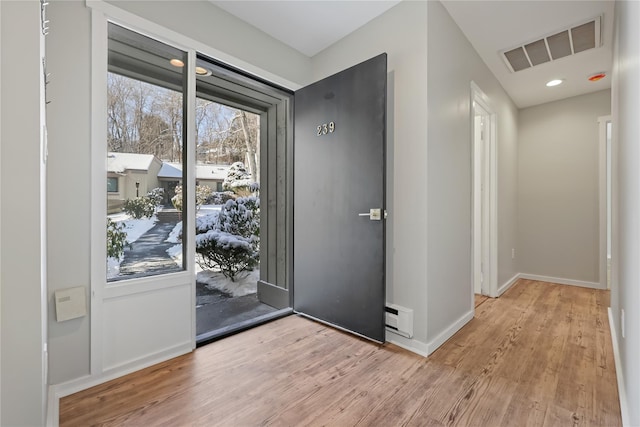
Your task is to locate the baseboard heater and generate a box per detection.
[385,303,414,338]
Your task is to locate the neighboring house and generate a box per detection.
[107,152,162,213]
[197,164,231,191]
[158,162,231,205]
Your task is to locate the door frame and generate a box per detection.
[598,115,612,289]
[471,82,498,298]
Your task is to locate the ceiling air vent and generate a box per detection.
[501,16,601,73]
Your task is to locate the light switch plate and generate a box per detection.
[55,286,87,322]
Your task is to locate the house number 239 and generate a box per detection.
[317,121,335,136]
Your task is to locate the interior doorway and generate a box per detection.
[471,82,497,298]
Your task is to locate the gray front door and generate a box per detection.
[293,54,387,343]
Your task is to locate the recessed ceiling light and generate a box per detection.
[169,58,184,68]
[546,79,563,87]
[588,72,606,82]
[195,66,212,76]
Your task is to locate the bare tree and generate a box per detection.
[107,72,260,176]
[238,111,257,181]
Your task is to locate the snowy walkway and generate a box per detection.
[118,221,181,279]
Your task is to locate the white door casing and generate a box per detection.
[471,82,498,299]
[598,115,612,290]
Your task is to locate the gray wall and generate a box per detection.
[46,0,310,385]
[611,0,640,424]
[46,0,93,385]
[518,90,611,283]
[426,1,519,342]
[1,1,47,424]
[311,1,430,349]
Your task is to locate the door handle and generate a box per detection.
[358,208,383,221]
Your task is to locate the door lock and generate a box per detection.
[359,208,382,221]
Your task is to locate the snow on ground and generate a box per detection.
[107,213,158,279]
[199,204,222,215]
[166,221,182,244]
[197,269,259,297]
[165,244,258,296]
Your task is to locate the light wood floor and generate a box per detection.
[60,279,621,426]
[474,293,489,308]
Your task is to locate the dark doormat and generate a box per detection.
[196,282,278,336]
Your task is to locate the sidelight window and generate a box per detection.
[106,23,187,282]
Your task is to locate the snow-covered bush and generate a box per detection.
[107,218,129,259]
[172,185,212,211]
[195,211,220,234]
[216,196,259,238]
[197,185,213,208]
[195,196,260,281]
[222,162,256,197]
[207,191,236,205]
[146,187,164,206]
[195,231,258,281]
[123,196,155,219]
[122,188,163,219]
[171,186,182,211]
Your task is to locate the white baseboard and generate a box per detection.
[46,342,192,427]
[497,273,520,296]
[426,309,474,355]
[518,273,604,290]
[608,307,630,427]
[385,331,429,357]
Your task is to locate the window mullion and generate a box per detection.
[184,49,197,347]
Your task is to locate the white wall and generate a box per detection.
[611,0,640,424]
[311,1,430,353]
[426,1,519,347]
[46,0,311,385]
[0,1,47,424]
[518,90,611,285]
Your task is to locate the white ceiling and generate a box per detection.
[210,0,614,108]
[210,1,401,57]
[442,1,614,108]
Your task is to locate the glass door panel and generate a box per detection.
[106,23,188,282]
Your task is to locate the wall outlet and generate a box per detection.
[511,248,516,259]
[621,309,625,339]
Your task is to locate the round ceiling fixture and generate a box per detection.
[169,58,185,68]
[195,66,212,76]
[546,79,563,87]
[588,72,606,82]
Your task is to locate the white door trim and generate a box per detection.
[471,82,498,298]
[598,115,611,290]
